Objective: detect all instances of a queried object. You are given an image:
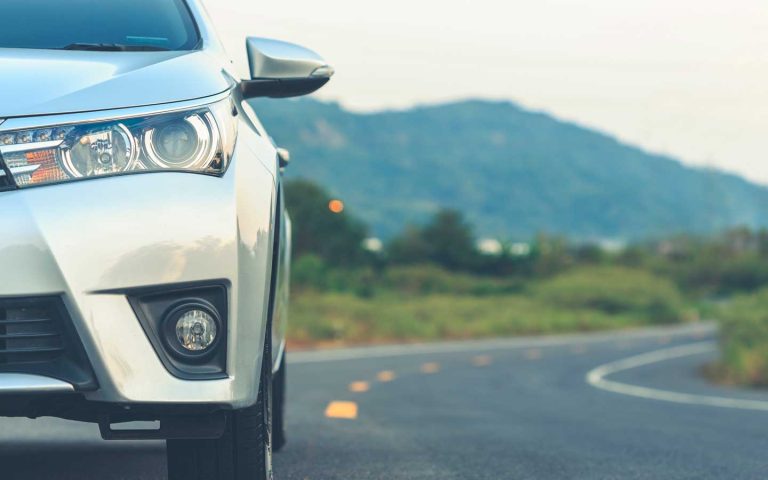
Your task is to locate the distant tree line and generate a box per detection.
[285,178,768,296]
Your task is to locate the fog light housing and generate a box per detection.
[128,283,228,379]
[163,302,221,359]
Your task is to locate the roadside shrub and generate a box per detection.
[717,288,768,386]
[381,265,523,296]
[292,254,376,297]
[287,290,671,346]
[534,266,687,323]
[292,255,330,290]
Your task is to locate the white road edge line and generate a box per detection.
[290,323,715,364]
[586,342,768,412]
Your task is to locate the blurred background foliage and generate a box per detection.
[715,289,768,387]
[284,179,768,385]
[257,97,768,386]
[256,98,768,240]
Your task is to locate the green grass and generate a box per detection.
[288,265,692,347]
[380,264,524,296]
[533,266,688,324]
[715,288,768,386]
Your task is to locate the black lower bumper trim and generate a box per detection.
[99,412,227,440]
[0,296,97,391]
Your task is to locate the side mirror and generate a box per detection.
[242,37,334,99]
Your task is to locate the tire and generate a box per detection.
[272,350,286,452]
[167,338,274,480]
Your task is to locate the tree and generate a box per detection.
[389,209,479,271]
[284,179,368,266]
[530,234,572,277]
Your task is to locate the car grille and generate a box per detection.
[0,297,97,391]
[0,299,65,364]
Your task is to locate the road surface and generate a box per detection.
[2,323,768,479]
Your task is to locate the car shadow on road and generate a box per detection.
[0,442,166,480]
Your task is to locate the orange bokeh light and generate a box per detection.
[328,199,345,214]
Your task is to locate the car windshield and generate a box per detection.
[0,0,199,51]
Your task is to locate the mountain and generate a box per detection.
[250,98,768,240]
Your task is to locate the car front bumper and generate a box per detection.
[0,146,276,409]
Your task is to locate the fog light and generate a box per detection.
[176,309,218,352]
[162,302,222,359]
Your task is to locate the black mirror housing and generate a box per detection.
[242,37,334,99]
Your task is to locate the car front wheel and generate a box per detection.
[167,338,274,480]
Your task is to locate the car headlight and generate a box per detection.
[0,98,237,188]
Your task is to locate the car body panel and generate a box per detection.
[0,49,234,118]
[0,123,279,407]
[273,196,292,369]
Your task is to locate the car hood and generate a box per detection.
[0,49,234,119]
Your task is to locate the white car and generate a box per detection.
[0,1,333,478]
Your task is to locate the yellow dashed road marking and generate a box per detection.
[420,362,441,374]
[658,336,671,345]
[325,401,358,419]
[377,370,396,382]
[525,349,542,360]
[472,355,493,367]
[348,381,370,393]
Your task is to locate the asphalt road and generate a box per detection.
[2,323,768,479]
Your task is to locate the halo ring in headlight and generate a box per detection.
[143,113,218,170]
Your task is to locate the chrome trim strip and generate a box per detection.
[0,90,232,133]
[0,140,63,155]
[13,165,39,175]
[0,165,42,178]
[0,373,75,395]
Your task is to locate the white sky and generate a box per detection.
[203,0,768,185]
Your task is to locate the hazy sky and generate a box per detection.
[203,0,768,185]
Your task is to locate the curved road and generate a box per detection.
[2,323,768,479]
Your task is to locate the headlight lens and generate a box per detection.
[63,124,138,178]
[0,98,237,188]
